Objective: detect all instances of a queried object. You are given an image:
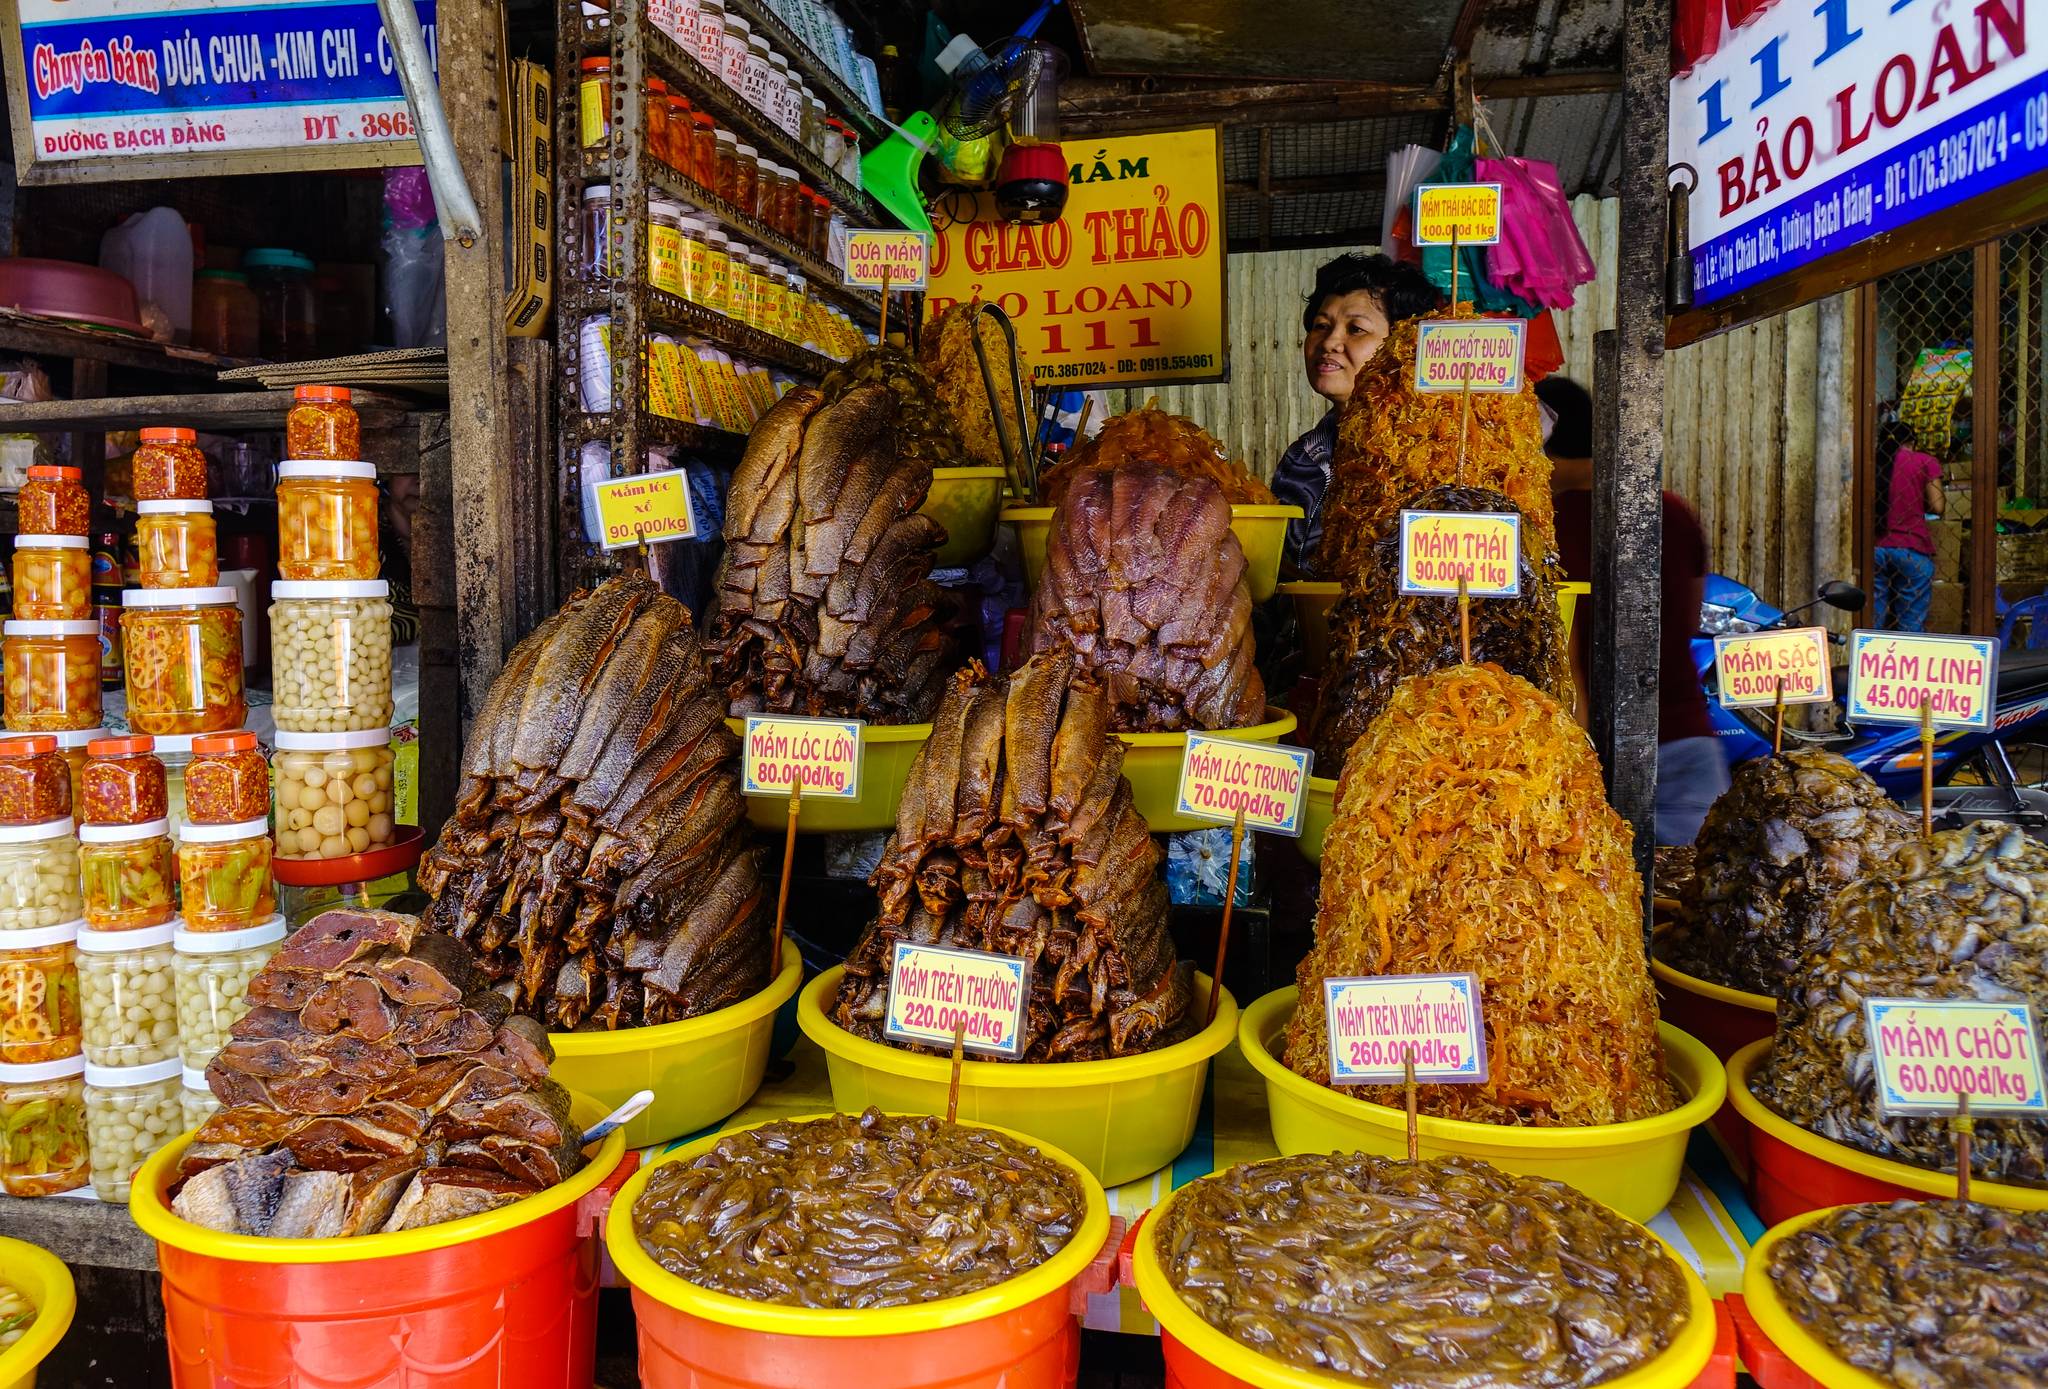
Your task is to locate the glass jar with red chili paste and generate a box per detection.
[17,467,89,537]
[284,386,360,463]
[80,738,166,828]
[0,737,71,828]
[183,733,267,826]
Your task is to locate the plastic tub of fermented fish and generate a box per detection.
[1648,954,1774,1172]
[727,719,930,833]
[128,1091,625,1389]
[607,1111,1113,1389]
[1116,708,1298,834]
[548,937,801,1149]
[1238,988,1725,1223]
[1298,777,1337,863]
[1280,579,1593,674]
[1001,504,1304,602]
[1738,1205,1894,1389]
[0,1236,74,1389]
[1727,1038,2048,1226]
[798,967,1238,1187]
[919,466,1008,567]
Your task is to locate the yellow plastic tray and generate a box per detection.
[131,1092,627,1265]
[607,1112,1111,1338]
[1116,708,1299,833]
[1283,579,1593,674]
[1134,1173,1717,1389]
[1001,503,1304,602]
[798,967,1238,1187]
[1298,776,1336,863]
[729,718,930,833]
[549,938,801,1148]
[1238,988,1724,1222]
[920,466,1008,568]
[1557,579,1590,638]
[1740,1206,1899,1389]
[0,1237,73,1389]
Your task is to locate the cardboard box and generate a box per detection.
[1946,485,1972,521]
[1928,519,1964,582]
[1929,580,1966,633]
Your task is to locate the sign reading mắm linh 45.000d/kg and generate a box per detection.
[1846,630,1997,730]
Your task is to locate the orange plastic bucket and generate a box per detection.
[130,1094,627,1389]
[1649,956,1775,1170]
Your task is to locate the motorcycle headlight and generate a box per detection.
[1700,601,1759,636]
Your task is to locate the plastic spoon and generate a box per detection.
[581,1090,655,1146]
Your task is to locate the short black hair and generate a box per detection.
[1535,374,1593,460]
[1302,253,1442,334]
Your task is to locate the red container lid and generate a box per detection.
[581,55,611,72]
[87,736,154,756]
[140,427,196,443]
[192,732,257,754]
[26,465,80,481]
[293,385,351,403]
[0,735,58,756]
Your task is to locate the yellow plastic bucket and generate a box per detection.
[1739,1206,1897,1389]
[1557,580,1590,639]
[920,466,1008,567]
[1298,777,1336,863]
[1238,988,1724,1222]
[1116,708,1299,833]
[549,938,801,1149]
[1002,503,1304,602]
[729,718,930,833]
[798,967,1238,1187]
[1277,582,1340,670]
[1133,1174,1717,1389]
[0,1237,73,1389]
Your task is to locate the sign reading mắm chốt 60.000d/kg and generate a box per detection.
[1863,998,2046,1116]
[925,126,1225,389]
[8,0,436,179]
[1846,630,1998,730]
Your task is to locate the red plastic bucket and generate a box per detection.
[1650,958,1774,1172]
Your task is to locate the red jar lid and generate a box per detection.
[192,732,258,754]
[87,736,154,756]
[294,385,351,403]
[0,735,58,757]
[581,56,611,72]
[140,427,196,443]
[26,465,80,481]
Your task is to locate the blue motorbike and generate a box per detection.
[1695,574,2048,833]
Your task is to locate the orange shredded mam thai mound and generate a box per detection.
[1282,662,1676,1126]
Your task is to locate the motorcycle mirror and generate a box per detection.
[1819,580,1865,611]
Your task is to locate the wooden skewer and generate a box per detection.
[878,266,891,343]
[1458,572,1472,665]
[1772,678,1785,755]
[1921,695,1935,840]
[1956,1090,1974,1203]
[946,1017,968,1125]
[1404,1050,1420,1163]
[769,777,801,972]
[1205,805,1247,1029]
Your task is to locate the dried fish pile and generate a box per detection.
[705,358,959,723]
[1306,484,1570,773]
[1753,823,2048,1183]
[420,573,769,1030]
[1660,749,1916,997]
[832,653,1193,1061]
[918,302,1034,476]
[633,1108,1086,1308]
[1038,406,1276,508]
[1030,460,1264,731]
[170,909,582,1238]
[1157,1153,1692,1386]
[1654,845,1697,904]
[1767,1200,2048,1389]
[1286,663,1675,1125]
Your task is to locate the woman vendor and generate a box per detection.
[1272,252,1442,575]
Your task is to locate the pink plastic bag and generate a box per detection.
[1476,154,1596,310]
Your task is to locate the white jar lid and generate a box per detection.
[123,586,238,608]
[279,460,375,480]
[4,619,100,637]
[182,1065,210,1091]
[77,922,175,953]
[177,817,269,844]
[54,727,107,749]
[13,534,88,549]
[270,580,390,601]
[146,733,198,756]
[273,728,391,751]
[0,817,74,844]
[80,818,169,844]
[0,1055,83,1082]
[137,499,215,516]
[175,914,285,954]
[0,919,81,949]
[86,1057,180,1087]
[649,198,685,217]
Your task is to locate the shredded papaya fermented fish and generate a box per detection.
[1284,663,1675,1125]
[1038,405,1276,508]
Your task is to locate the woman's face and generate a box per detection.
[1303,289,1391,404]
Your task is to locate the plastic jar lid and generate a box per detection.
[86,736,153,756]
[55,728,107,751]
[77,922,176,953]
[26,465,80,481]
[174,913,285,954]
[0,735,57,756]
[3,620,100,637]
[14,534,89,549]
[122,586,239,608]
[146,733,198,757]
[273,728,391,751]
[0,1055,84,1082]
[177,817,269,844]
[295,385,351,403]
[716,129,738,147]
[137,499,215,516]
[650,198,685,218]
[580,55,611,72]
[244,249,314,273]
[278,460,375,480]
[86,1057,181,1088]
[139,427,196,444]
[270,579,390,601]
[584,183,611,201]
[182,1065,209,1091]
[0,919,82,950]
[79,818,169,844]
[0,817,74,843]
[192,732,257,755]
[737,143,759,158]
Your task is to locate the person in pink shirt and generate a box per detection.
[1873,420,1946,631]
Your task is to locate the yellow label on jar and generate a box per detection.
[674,348,713,425]
[647,223,685,298]
[646,341,686,419]
[578,77,608,148]
[701,249,731,315]
[676,235,704,304]
[732,268,759,327]
[706,357,745,431]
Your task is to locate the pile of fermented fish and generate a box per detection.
[704,363,959,723]
[1038,406,1276,508]
[918,301,1034,479]
[1286,663,1675,1125]
[1030,459,1264,731]
[832,652,1193,1061]
[420,574,770,1030]
[1157,1153,1692,1386]
[633,1109,1086,1308]
[1753,823,2048,1183]
[822,343,971,471]
[1306,484,1570,774]
[170,910,581,1237]
[1660,749,1916,997]
[1768,1200,2048,1388]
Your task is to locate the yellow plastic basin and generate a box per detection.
[549,938,801,1148]
[1116,708,1299,833]
[920,466,1008,568]
[1134,1173,1717,1389]
[1283,579,1592,675]
[1002,503,1304,602]
[1557,579,1590,638]
[1298,776,1336,863]
[1238,988,1724,1222]
[728,718,930,833]
[798,967,1238,1187]
[0,1237,73,1389]
[1740,1206,1898,1389]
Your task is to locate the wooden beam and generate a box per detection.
[1852,283,1878,626]
[1973,238,2002,637]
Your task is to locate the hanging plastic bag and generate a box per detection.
[1381,144,1443,260]
[381,168,445,349]
[1478,152,1596,310]
[1421,128,1542,316]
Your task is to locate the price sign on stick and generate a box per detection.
[886,943,1029,1058]
[1324,973,1488,1086]
[1713,628,1834,707]
[1176,734,1312,836]
[741,716,864,799]
[1864,999,2046,1117]
[1398,510,1521,598]
[1412,319,1526,393]
[843,230,930,290]
[1846,630,1998,729]
[591,469,698,551]
[1412,183,1504,245]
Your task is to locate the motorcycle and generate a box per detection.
[1695,574,2048,835]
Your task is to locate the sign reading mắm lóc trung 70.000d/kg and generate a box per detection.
[925,126,1225,389]
[7,0,434,179]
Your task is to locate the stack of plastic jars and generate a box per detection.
[0,738,84,1129]
[5,464,100,737]
[122,426,246,737]
[78,737,174,935]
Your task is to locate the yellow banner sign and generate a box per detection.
[1398,509,1521,597]
[885,942,1029,1058]
[1847,630,1997,730]
[1413,319,1526,392]
[1175,733,1312,836]
[1324,973,1488,1086]
[1865,999,2045,1116]
[1412,182,1503,245]
[1713,628,1834,707]
[590,469,698,550]
[926,126,1226,389]
[741,715,863,799]
[843,229,929,290]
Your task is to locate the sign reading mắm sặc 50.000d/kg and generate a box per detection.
[925,126,1225,389]
[1712,627,1834,708]
[7,0,434,180]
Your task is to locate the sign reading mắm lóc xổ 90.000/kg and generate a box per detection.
[590,469,697,551]
[925,126,1225,389]
[8,0,435,180]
